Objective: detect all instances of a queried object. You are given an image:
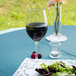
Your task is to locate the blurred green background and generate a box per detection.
[0,0,76,30]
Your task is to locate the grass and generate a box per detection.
[0,0,76,30]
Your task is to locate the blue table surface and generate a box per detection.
[0,26,76,76]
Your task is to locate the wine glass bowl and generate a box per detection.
[26,22,47,42]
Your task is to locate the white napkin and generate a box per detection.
[46,33,67,42]
[13,58,76,76]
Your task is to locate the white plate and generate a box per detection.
[13,58,76,76]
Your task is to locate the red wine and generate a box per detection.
[26,22,48,41]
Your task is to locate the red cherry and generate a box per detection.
[33,51,36,53]
[38,54,42,59]
[31,53,36,59]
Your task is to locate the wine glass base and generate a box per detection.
[46,33,68,42]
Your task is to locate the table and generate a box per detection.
[0,26,76,76]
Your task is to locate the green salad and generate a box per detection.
[35,61,76,76]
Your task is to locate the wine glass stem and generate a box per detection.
[35,41,39,58]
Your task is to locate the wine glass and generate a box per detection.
[26,8,48,58]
